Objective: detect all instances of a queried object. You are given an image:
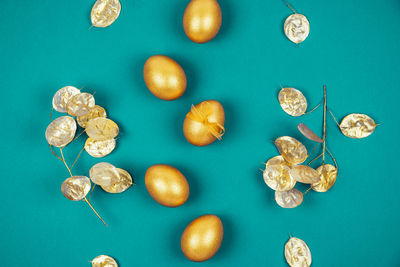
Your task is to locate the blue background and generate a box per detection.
[1,0,400,266]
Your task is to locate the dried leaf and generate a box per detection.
[285,237,312,267]
[86,117,119,141]
[52,86,80,113]
[297,123,323,143]
[61,176,91,201]
[85,137,116,158]
[275,188,303,208]
[91,255,118,267]
[91,0,121,28]
[45,116,77,147]
[101,168,133,193]
[266,155,291,168]
[290,165,320,184]
[275,136,308,165]
[66,93,95,116]
[339,113,376,139]
[284,13,310,44]
[89,162,120,187]
[278,88,307,116]
[263,164,296,192]
[311,164,337,192]
[77,105,106,128]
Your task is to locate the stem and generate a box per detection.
[59,147,73,176]
[328,108,341,127]
[71,146,85,169]
[88,185,96,202]
[322,85,327,165]
[307,153,322,166]
[304,101,322,115]
[326,147,338,169]
[49,144,63,161]
[303,187,312,195]
[83,197,107,226]
[282,0,296,13]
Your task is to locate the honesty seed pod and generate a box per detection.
[45,116,77,147]
[77,105,106,128]
[275,136,308,165]
[279,88,308,116]
[284,237,312,267]
[52,86,80,113]
[84,137,116,158]
[89,162,120,187]
[61,176,91,201]
[263,164,296,192]
[91,0,121,28]
[91,255,118,267]
[311,164,338,192]
[339,113,376,139]
[275,188,303,208]
[66,93,95,116]
[86,117,119,141]
[101,168,133,193]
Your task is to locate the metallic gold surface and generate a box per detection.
[181,215,223,262]
[290,165,320,184]
[278,88,307,117]
[91,255,118,267]
[52,86,80,113]
[143,55,186,100]
[145,164,189,207]
[298,123,323,143]
[45,116,77,147]
[275,136,308,165]
[266,155,291,167]
[89,162,120,187]
[275,188,303,208]
[340,113,376,139]
[284,13,310,44]
[263,164,296,192]
[312,164,337,192]
[183,100,225,146]
[183,0,222,43]
[66,93,95,116]
[285,237,312,267]
[61,176,91,201]
[86,117,119,141]
[101,168,133,193]
[84,137,116,158]
[77,105,106,128]
[91,0,121,28]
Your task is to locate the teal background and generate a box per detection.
[1,0,400,266]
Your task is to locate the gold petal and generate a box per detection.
[66,93,95,116]
[85,137,116,158]
[284,13,310,44]
[266,155,291,167]
[275,136,308,165]
[52,86,80,113]
[284,237,312,267]
[101,168,133,193]
[290,165,320,184]
[45,116,77,147]
[86,117,119,141]
[61,176,91,201]
[339,113,376,139]
[275,188,303,208]
[278,88,307,116]
[77,105,106,128]
[263,164,296,191]
[297,123,323,143]
[91,255,118,267]
[91,0,121,28]
[89,162,120,187]
[311,164,337,192]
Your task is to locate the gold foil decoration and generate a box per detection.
[312,164,337,192]
[298,123,323,143]
[339,113,376,139]
[66,93,95,116]
[284,13,310,44]
[263,164,296,192]
[91,255,118,267]
[77,105,106,128]
[89,162,120,187]
[266,155,291,168]
[85,137,116,158]
[101,168,133,193]
[61,176,91,201]
[45,116,77,147]
[290,165,320,184]
[52,86,80,113]
[91,0,121,28]
[86,117,119,141]
[284,237,312,267]
[279,88,307,117]
[275,136,308,165]
[275,188,303,208]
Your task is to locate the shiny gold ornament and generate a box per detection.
[312,164,337,192]
[143,55,187,101]
[91,0,121,28]
[86,117,119,141]
[84,137,116,158]
[275,188,303,208]
[45,116,77,147]
[285,237,312,267]
[183,0,222,43]
[52,86,80,113]
[66,93,95,116]
[61,176,91,201]
[101,168,133,193]
[91,255,118,267]
[298,123,323,143]
[89,162,120,187]
[339,113,376,139]
[284,13,310,44]
[183,100,225,146]
[290,165,320,184]
[145,164,189,207]
[278,87,307,117]
[181,215,223,262]
[275,136,308,165]
[263,164,296,191]
[77,105,106,128]
[266,155,291,167]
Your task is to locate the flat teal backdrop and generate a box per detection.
[1,0,399,266]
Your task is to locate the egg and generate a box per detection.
[143,55,187,101]
[181,215,224,262]
[183,100,225,146]
[145,164,189,207]
[183,0,222,43]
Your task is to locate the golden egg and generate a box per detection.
[183,0,222,43]
[143,55,187,101]
[181,214,223,262]
[145,164,189,207]
[183,100,225,146]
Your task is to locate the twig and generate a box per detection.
[83,197,107,226]
[59,147,73,176]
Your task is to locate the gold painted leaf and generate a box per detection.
[290,165,320,184]
[266,155,291,168]
[339,113,376,139]
[263,164,296,192]
[278,88,307,116]
[85,137,116,158]
[297,123,323,143]
[101,168,133,193]
[285,237,312,267]
[86,117,119,141]
[66,93,95,116]
[45,116,77,147]
[275,188,303,208]
[275,136,308,165]
[52,86,80,113]
[311,164,337,192]
[89,162,120,187]
[91,0,121,28]
[61,176,91,201]
[91,255,118,267]
[284,13,310,44]
[77,105,106,128]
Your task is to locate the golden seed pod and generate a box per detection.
[263,164,296,191]
[52,86,80,113]
[275,188,303,208]
[284,13,310,44]
[66,93,95,116]
[278,88,307,117]
[85,137,116,158]
[143,55,187,101]
[284,237,312,267]
[183,100,225,146]
[290,165,320,184]
[101,168,133,193]
[45,116,77,147]
[311,164,337,192]
[266,155,291,168]
[91,0,121,28]
[181,215,223,262]
[61,176,91,201]
[339,113,376,139]
[77,105,106,128]
[145,164,189,207]
[275,136,308,165]
[89,162,120,187]
[91,255,118,267]
[86,117,119,141]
